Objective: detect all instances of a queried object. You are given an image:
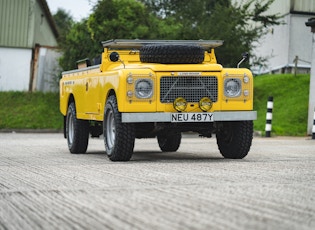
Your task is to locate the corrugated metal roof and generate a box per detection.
[0,0,31,47]
[292,0,315,14]
[232,0,315,16]
[0,0,58,48]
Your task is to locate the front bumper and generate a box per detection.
[122,111,257,123]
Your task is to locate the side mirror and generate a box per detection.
[109,52,119,62]
[237,52,249,68]
[242,52,249,60]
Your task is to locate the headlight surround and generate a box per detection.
[224,78,241,97]
[135,79,153,99]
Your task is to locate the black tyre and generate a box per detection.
[140,44,204,64]
[103,95,135,161]
[157,132,182,152]
[216,121,253,159]
[66,102,89,153]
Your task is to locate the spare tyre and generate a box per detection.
[140,44,204,64]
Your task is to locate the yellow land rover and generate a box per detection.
[60,39,256,161]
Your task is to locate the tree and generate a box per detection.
[53,9,80,71]
[140,0,282,67]
[57,0,182,70]
[59,20,93,70]
[53,9,74,44]
[56,0,281,70]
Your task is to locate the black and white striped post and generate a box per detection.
[265,96,273,137]
[312,107,315,139]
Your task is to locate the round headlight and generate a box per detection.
[199,97,213,111]
[173,97,187,112]
[135,79,153,98]
[224,79,241,97]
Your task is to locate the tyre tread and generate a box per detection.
[104,96,135,161]
[216,121,253,159]
[140,45,204,64]
[66,102,89,154]
[157,133,182,152]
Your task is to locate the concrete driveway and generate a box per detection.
[0,133,314,230]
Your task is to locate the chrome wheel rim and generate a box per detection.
[68,112,74,145]
[106,109,115,151]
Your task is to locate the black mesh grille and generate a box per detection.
[160,76,218,103]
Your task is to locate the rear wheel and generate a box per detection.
[66,102,89,153]
[103,95,135,161]
[157,132,182,152]
[216,121,253,159]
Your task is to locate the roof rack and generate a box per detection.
[101,39,224,50]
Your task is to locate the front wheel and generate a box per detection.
[216,121,253,159]
[66,102,89,153]
[103,95,135,161]
[157,132,182,152]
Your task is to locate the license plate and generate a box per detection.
[171,113,214,122]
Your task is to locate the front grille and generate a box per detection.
[160,76,218,103]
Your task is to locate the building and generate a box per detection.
[305,18,315,135]
[0,0,60,91]
[248,0,315,74]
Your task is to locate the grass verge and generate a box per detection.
[0,91,63,130]
[253,74,309,136]
[0,73,311,136]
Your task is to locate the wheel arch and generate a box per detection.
[68,94,75,105]
[103,89,117,116]
[106,89,116,100]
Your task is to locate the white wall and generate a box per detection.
[32,47,61,92]
[0,47,32,91]
[252,15,290,74]
[308,33,315,135]
[289,14,312,67]
[252,14,312,74]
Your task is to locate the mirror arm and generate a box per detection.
[237,52,249,68]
